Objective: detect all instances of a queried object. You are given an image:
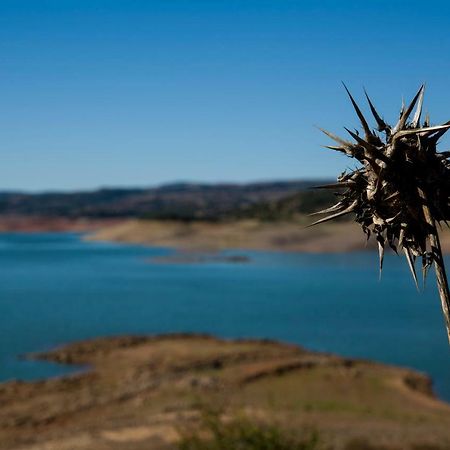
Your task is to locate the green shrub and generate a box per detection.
[177,411,320,450]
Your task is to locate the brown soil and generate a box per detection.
[85,219,378,253]
[5,216,450,254]
[86,218,450,254]
[1,334,450,450]
[0,215,120,233]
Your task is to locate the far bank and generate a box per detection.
[85,218,450,254]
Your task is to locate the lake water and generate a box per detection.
[1,232,449,401]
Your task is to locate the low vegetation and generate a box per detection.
[178,411,320,450]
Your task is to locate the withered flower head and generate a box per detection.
[312,85,450,343]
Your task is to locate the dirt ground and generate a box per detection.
[86,219,375,253]
[1,334,450,450]
[87,218,450,254]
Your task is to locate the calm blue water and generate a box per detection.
[0,232,449,401]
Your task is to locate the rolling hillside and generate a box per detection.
[0,180,335,221]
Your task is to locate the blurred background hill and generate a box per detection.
[0,180,335,222]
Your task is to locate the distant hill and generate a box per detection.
[0,180,335,221]
[232,189,336,221]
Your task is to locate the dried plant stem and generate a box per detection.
[419,187,450,343]
[431,234,450,344]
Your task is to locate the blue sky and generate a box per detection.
[2,0,450,191]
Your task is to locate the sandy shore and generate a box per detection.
[86,219,379,253]
[85,218,450,254]
[1,334,450,450]
[3,215,450,254]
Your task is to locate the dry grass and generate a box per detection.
[86,218,450,254]
[1,335,450,450]
[86,219,373,253]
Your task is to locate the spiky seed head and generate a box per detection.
[313,85,450,286]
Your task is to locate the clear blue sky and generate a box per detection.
[2,0,450,191]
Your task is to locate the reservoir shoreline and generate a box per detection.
[2,333,450,450]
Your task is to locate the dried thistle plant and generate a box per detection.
[311,84,450,343]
